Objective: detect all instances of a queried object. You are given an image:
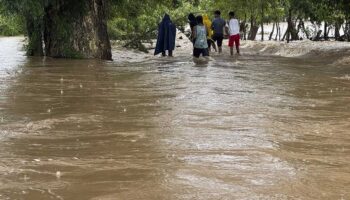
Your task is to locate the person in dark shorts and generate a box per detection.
[211,10,226,53]
[192,15,209,58]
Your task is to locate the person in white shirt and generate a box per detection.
[227,11,240,56]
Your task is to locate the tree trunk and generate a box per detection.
[327,26,331,38]
[300,20,309,39]
[269,22,275,40]
[275,22,279,41]
[43,0,112,60]
[282,29,287,41]
[346,20,350,41]
[240,21,247,40]
[25,16,44,56]
[297,18,303,37]
[249,25,259,40]
[312,30,322,41]
[324,22,328,40]
[278,23,282,40]
[286,15,291,43]
[335,22,341,41]
[248,17,259,40]
[260,0,264,41]
[286,9,298,43]
[243,14,247,40]
[261,23,264,41]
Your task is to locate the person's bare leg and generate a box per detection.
[212,42,217,52]
[236,45,240,55]
[219,46,222,54]
[230,47,234,56]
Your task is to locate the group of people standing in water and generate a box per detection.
[154,10,240,58]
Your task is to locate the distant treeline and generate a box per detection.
[206,0,350,42]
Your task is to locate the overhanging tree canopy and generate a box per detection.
[1,0,350,60]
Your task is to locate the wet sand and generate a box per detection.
[0,37,350,200]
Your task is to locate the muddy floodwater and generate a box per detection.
[0,37,349,200]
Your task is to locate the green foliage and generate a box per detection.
[1,0,350,48]
[0,0,90,56]
[107,0,202,50]
[0,15,23,36]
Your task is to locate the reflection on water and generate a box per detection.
[0,37,350,200]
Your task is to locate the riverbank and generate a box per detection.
[2,36,350,66]
[241,40,350,66]
[241,40,350,58]
[112,32,350,66]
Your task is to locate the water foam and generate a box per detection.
[242,40,350,58]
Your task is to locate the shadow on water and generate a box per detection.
[0,37,350,200]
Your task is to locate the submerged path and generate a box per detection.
[0,37,350,200]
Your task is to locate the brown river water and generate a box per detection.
[0,37,349,200]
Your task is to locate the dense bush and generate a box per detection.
[107,1,201,41]
[0,15,23,36]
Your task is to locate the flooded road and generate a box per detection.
[0,37,349,200]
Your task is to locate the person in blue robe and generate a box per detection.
[154,14,176,57]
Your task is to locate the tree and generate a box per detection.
[43,0,111,60]
[1,0,112,60]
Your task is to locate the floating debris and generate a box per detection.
[56,171,61,179]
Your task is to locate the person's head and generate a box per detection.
[203,14,209,21]
[188,13,198,27]
[229,11,235,19]
[188,13,196,22]
[196,15,203,25]
[214,10,221,18]
[163,13,171,21]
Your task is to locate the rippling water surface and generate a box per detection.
[0,37,349,200]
